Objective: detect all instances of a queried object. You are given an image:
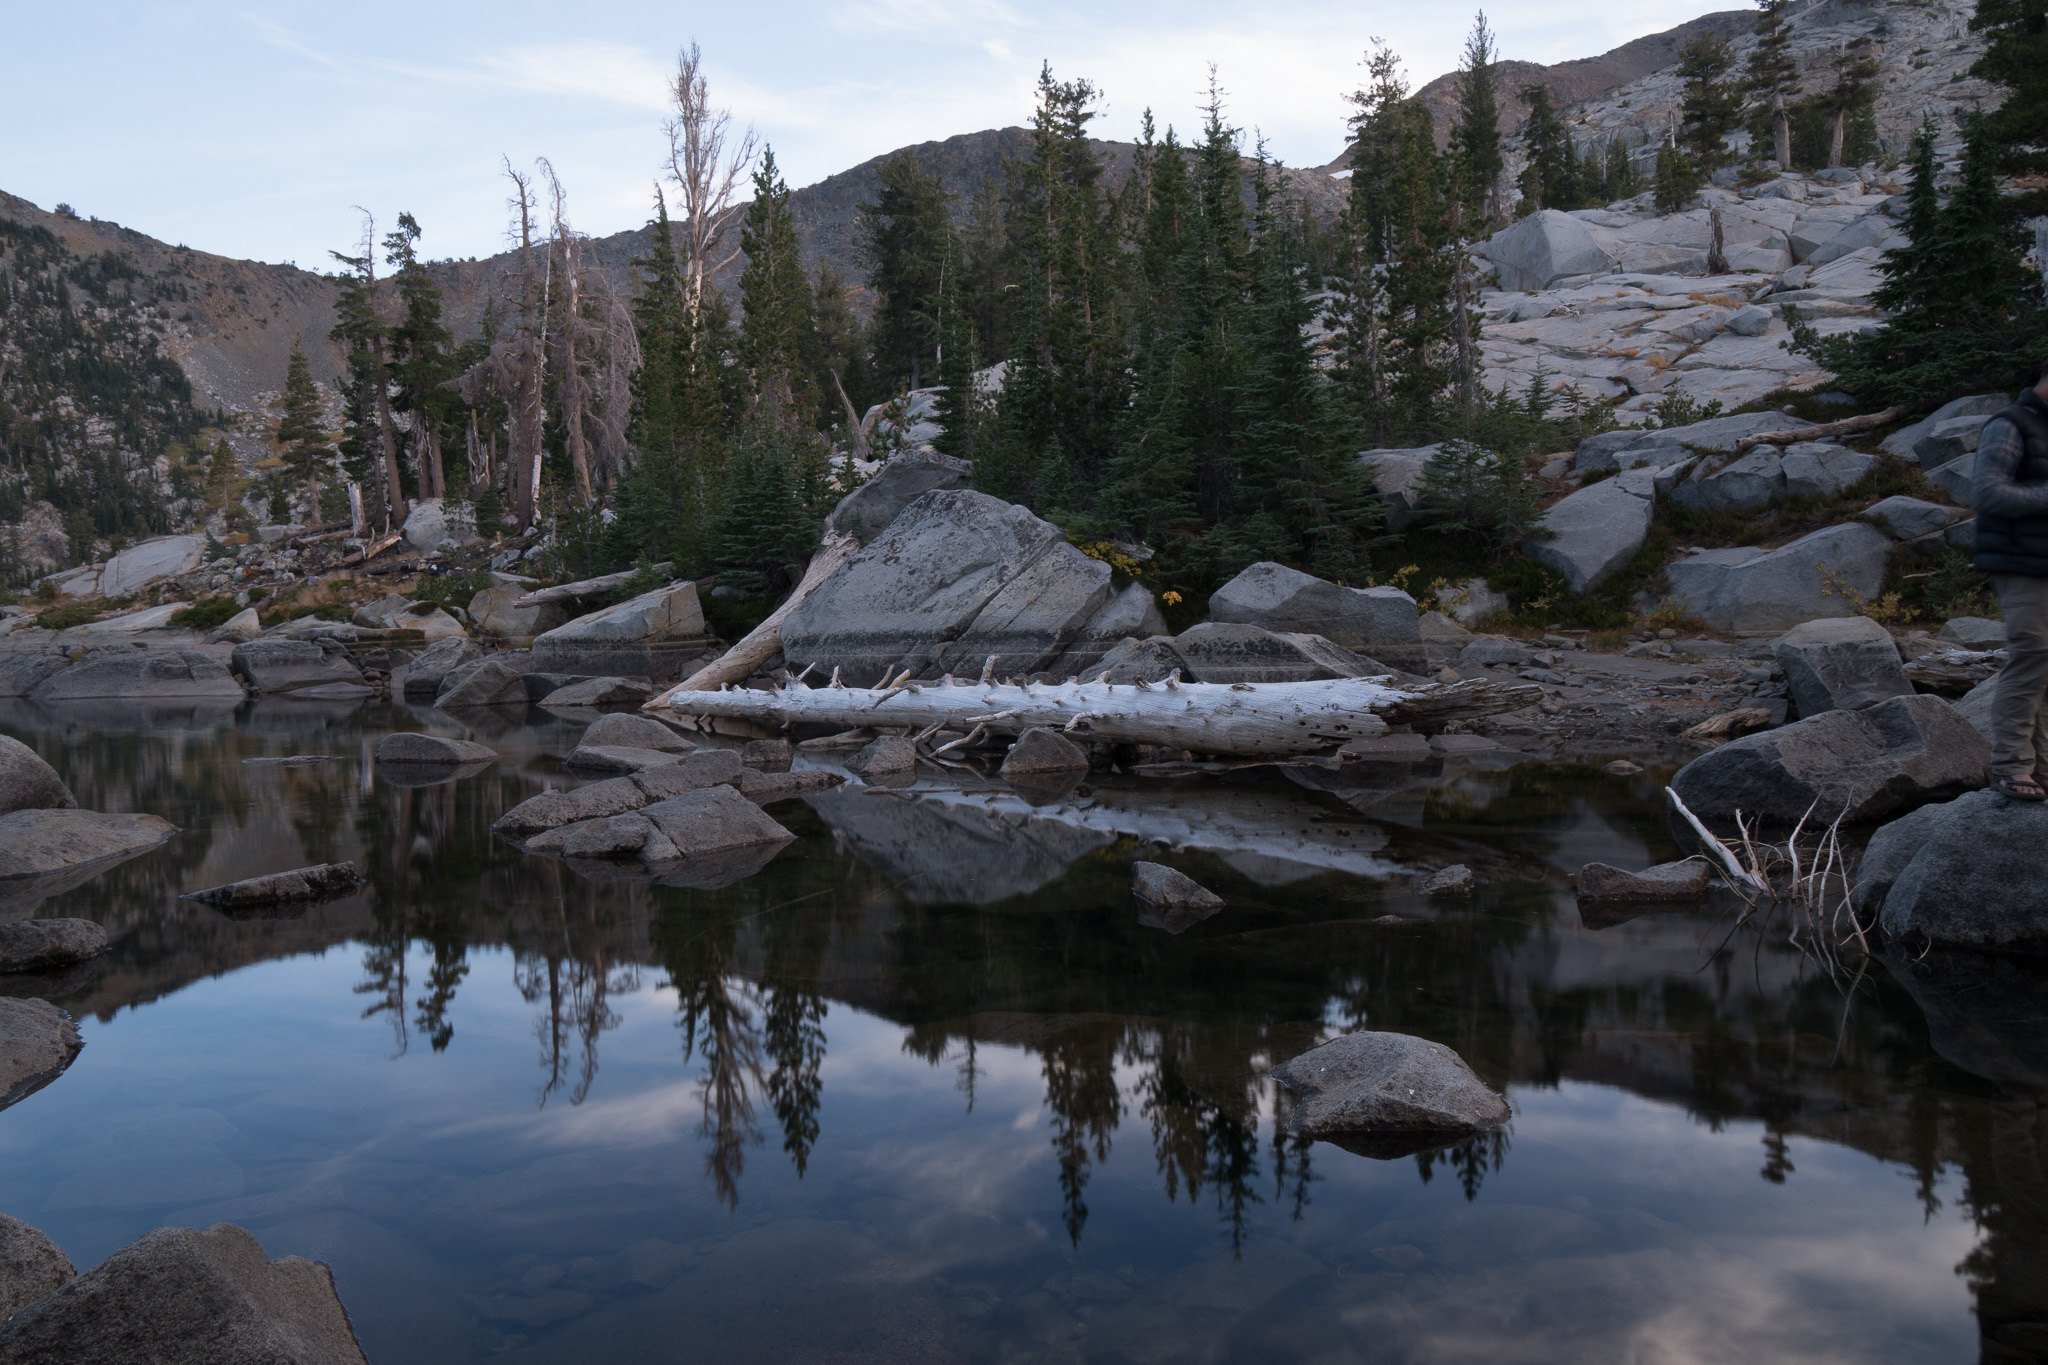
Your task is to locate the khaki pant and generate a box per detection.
[1991,573,2048,781]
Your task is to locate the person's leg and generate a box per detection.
[1991,574,2048,785]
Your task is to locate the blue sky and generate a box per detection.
[3,1,1730,268]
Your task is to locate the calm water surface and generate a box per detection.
[0,697,2040,1363]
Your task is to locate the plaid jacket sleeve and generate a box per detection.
[1973,416,2048,517]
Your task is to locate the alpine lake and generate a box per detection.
[0,694,2041,1364]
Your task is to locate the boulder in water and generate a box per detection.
[1271,1031,1510,1158]
[0,735,76,817]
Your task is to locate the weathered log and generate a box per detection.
[650,672,1537,758]
[1732,405,1908,451]
[513,563,674,609]
[670,530,860,693]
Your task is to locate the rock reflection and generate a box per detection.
[6,703,2048,1355]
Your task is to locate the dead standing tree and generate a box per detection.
[666,41,757,322]
[538,161,642,507]
[457,161,549,529]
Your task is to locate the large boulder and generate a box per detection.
[0,1222,367,1364]
[1669,693,1988,826]
[1666,448,1786,513]
[399,637,483,700]
[0,735,76,816]
[0,999,81,1112]
[1477,209,1613,291]
[1770,616,1911,717]
[1666,523,1894,634]
[467,582,570,639]
[1780,442,1875,499]
[1354,445,1444,530]
[400,497,474,552]
[30,651,246,702]
[0,809,176,879]
[1912,415,1987,471]
[0,1216,74,1321]
[1865,495,1970,543]
[1858,791,2048,952]
[1207,562,1422,669]
[538,676,659,709]
[99,535,206,598]
[826,450,973,542]
[1881,393,2007,462]
[1047,582,1170,678]
[230,639,370,697]
[528,583,711,679]
[782,490,1113,683]
[1525,475,1652,593]
[1271,1031,1510,1157]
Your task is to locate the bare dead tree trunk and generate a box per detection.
[1707,204,1730,275]
[1449,206,1480,419]
[665,41,757,323]
[351,214,409,531]
[1828,109,1847,169]
[503,161,546,530]
[1772,101,1792,172]
[831,370,871,462]
[542,161,594,507]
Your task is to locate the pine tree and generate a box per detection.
[1809,119,2048,406]
[1384,99,1458,437]
[1450,13,1506,228]
[382,212,454,501]
[1972,0,2048,193]
[737,146,818,426]
[328,221,407,529]
[1517,83,1577,213]
[1654,141,1701,213]
[273,340,332,516]
[1677,33,1742,173]
[1744,0,1799,169]
[1346,39,1414,262]
[860,152,954,393]
[808,262,872,437]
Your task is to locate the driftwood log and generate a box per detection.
[649,671,1538,758]
[512,563,674,610]
[1732,405,1908,451]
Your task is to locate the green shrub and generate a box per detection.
[168,597,242,629]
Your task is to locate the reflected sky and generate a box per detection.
[0,699,2032,1361]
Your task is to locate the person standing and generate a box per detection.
[1974,366,2048,800]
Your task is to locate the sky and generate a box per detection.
[2,0,1734,269]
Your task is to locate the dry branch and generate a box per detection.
[668,531,860,693]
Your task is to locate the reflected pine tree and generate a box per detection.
[1414,1128,1511,1202]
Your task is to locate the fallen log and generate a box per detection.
[512,563,673,610]
[1732,404,1908,451]
[649,672,1539,759]
[670,530,860,693]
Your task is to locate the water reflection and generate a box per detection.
[0,700,2040,1358]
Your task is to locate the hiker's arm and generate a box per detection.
[1974,418,2048,516]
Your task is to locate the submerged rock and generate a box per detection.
[0,810,175,880]
[0,1216,74,1322]
[0,998,82,1112]
[1000,727,1090,781]
[181,862,366,912]
[848,735,918,787]
[373,733,497,767]
[1576,861,1710,906]
[636,785,796,861]
[741,739,794,772]
[539,676,659,709]
[0,735,76,817]
[1860,790,2048,952]
[1770,616,1910,718]
[492,750,747,837]
[1421,864,1476,896]
[1669,693,1985,826]
[1131,861,1224,933]
[576,713,692,754]
[0,1222,367,1364]
[0,919,109,973]
[1271,1031,1510,1158]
